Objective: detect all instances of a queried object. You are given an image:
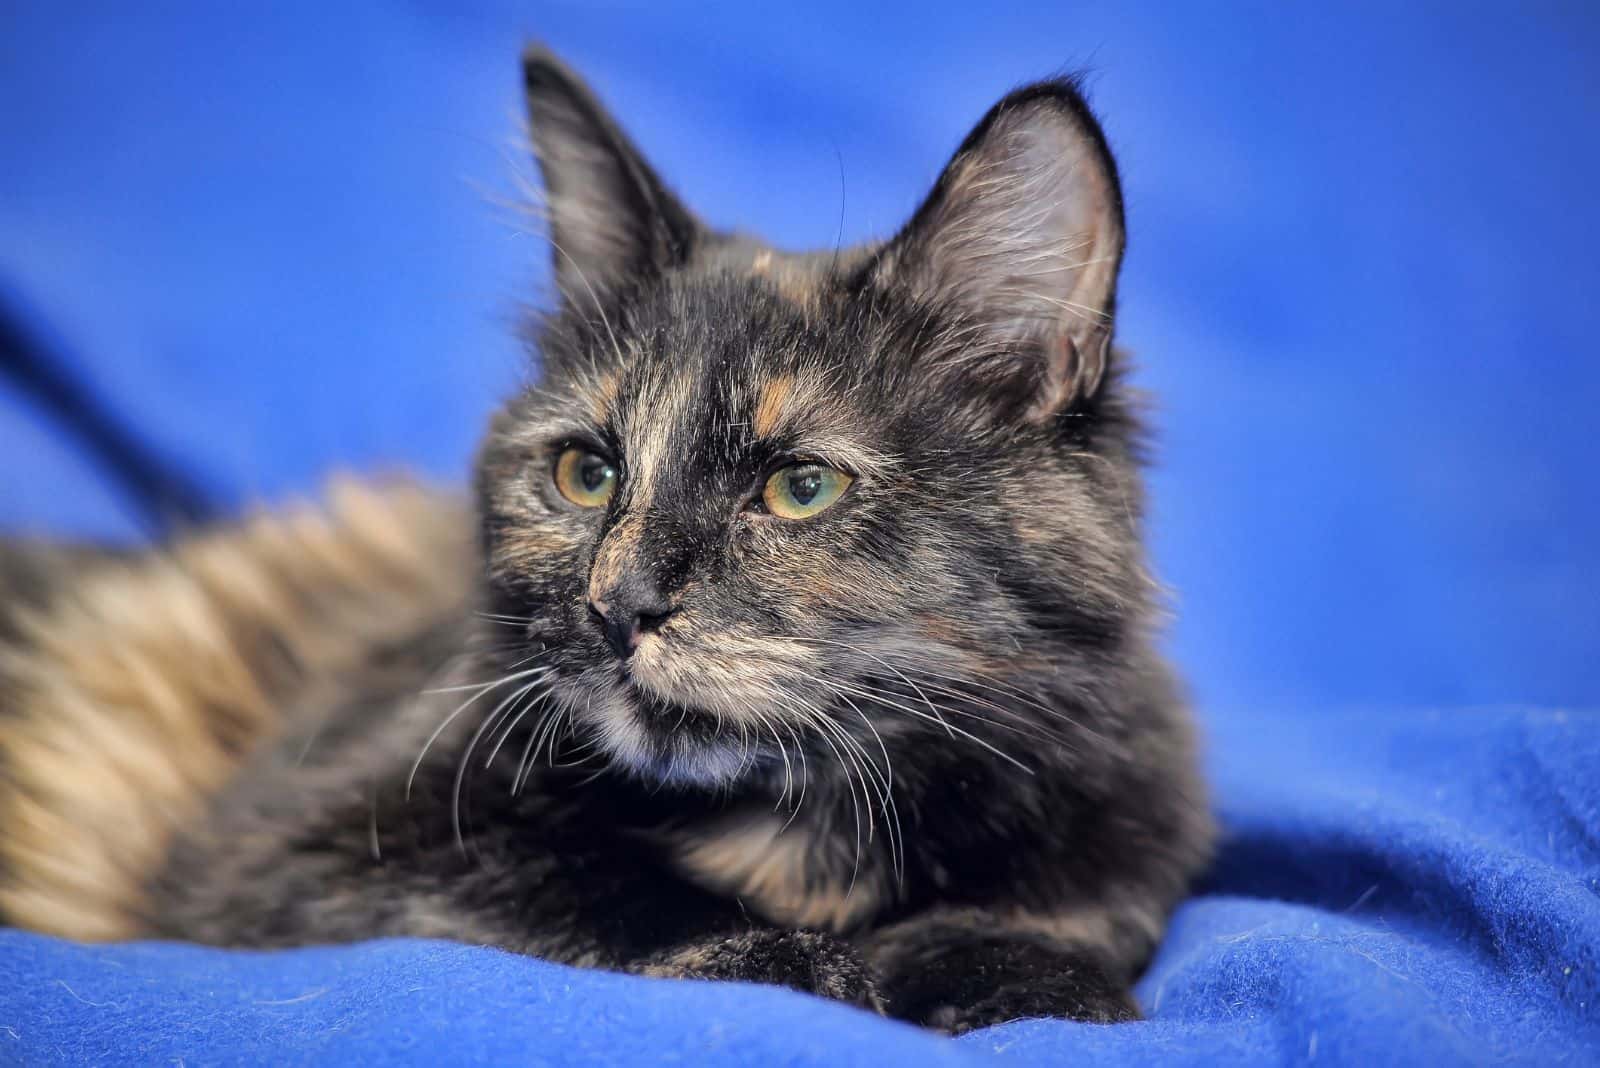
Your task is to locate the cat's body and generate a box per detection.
[0,50,1212,1032]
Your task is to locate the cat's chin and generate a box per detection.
[586,686,768,789]
[618,743,755,789]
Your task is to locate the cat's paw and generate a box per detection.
[922,974,1140,1035]
[880,939,1141,1035]
[644,929,883,1012]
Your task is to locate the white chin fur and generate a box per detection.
[584,688,755,788]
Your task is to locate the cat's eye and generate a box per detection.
[553,446,618,508]
[760,464,852,520]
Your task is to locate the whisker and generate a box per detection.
[407,666,550,798]
[542,702,575,770]
[911,680,1072,748]
[782,636,957,740]
[788,699,867,887]
[780,631,1119,753]
[748,702,794,811]
[475,611,537,625]
[833,690,906,884]
[423,660,550,696]
[511,703,551,795]
[787,688,905,898]
[514,696,573,794]
[453,679,543,855]
[823,677,1033,775]
[904,660,1122,754]
[484,688,551,769]
[777,718,810,832]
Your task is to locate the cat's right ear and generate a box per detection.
[522,46,699,301]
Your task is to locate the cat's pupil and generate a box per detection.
[580,456,612,492]
[789,472,821,505]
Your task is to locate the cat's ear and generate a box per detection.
[868,79,1125,417]
[522,46,699,299]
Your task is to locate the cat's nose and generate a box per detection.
[588,576,675,659]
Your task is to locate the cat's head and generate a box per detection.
[475,48,1155,788]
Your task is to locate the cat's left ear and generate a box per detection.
[867,79,1125,417]
[522,46,700,300]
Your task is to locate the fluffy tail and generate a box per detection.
[0,479,471,939]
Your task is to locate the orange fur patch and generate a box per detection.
[673,815,887,933]
[753,374,796,438]
[588,368,621,424]
[587,512,645,606]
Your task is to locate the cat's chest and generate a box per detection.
[667,814,892,934]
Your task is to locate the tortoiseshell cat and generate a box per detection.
[0,48,1211,1032]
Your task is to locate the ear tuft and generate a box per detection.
[870,78,1126,417]
[522,45,698,302]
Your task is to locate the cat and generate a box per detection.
[0,46,1212,1033]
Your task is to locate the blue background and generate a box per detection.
[4,2,1597,712]
[2,4,1598,1065]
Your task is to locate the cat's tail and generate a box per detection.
[0,478,472,940]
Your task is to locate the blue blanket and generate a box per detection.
[2,3,1598,1065]
[3,706,1596,1064]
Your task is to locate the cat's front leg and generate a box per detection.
[635,928,884,1012]
[866,910,1140,1034]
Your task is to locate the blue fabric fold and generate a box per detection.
[3,706,1595,1066]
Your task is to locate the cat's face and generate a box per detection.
[475,50,1149,787]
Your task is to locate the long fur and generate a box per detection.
[0,48,1212,1033]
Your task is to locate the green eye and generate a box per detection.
[760,464,852,520]
[554,446,617,508]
